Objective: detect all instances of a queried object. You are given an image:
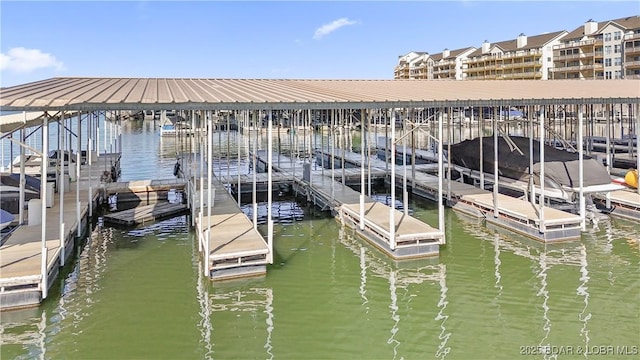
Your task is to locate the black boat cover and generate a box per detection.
[448,136,612,189]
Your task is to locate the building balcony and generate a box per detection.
[623,33,640,41]
[624,46,640,55]
[624,60,640,68]
[553,39,603,50]
[553,52,597,61]
[552,63,603,72]
[624,74,640,79]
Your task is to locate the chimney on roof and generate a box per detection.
[517,33,527,48]
[481,40,490,54]
[442,48,450,58]
[584,19,598,35]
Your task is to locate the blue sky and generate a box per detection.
[1,1,638,87]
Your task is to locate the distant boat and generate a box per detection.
[0,209,15,231]
[0,173,41,214]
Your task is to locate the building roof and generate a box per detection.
[563,15,640,41]
[468,30,567,57]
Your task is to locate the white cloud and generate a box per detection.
[0,47,65,73]
[313,18,357,40]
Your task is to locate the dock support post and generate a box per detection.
[389,108,396,250]
[360,109,366,231]
[59,111,66,266]
[199,111,204,251]
[493,107,499,218]
[437,111,445,244]
[88,112,93,218]
[402,109,408,216]
[529,106,535,204]
[19,126,25,225]
[267,110,274,264]
[447,108,452,203]
[479,106,485,190]
[76,113,81,238]
[636,103,640,196]
[205,110,213,276]
[41,115,49,300]
[578,106,586,231]
[253,111,258,230]
[539,106,546,233]
[604,104,611,208]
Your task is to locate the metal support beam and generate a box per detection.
[389,108,396,251]
[40,115,49,300]
[578,106,586,230]
[267,110,274,264]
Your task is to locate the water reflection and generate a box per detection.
[338,226,448,359]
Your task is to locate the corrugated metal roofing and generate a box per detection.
[1,77,639,114]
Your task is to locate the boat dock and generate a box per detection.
[103,202,188,226]
[0,153,120,310]
[316,148,583,242]
[190,174,269,280]
[595,189,640,221]
[253,150,444,259]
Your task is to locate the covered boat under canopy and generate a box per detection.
[448,136,613,191]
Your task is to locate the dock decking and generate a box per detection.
[255,150,444,259]
[103,202,188,226]
[595,189,640,221]
[192,174,269,280]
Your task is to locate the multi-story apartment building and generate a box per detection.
[552,16,640,80]
[431,47,476,80]
[395,15,640,80]
[465,31,567,80]
[394,48,476,80]
[623,30,640,79]
[394,52,425,79]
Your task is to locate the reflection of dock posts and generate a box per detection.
[578,107,586,231]
[40,114,49,300]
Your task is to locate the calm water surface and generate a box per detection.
[1,120,638,360]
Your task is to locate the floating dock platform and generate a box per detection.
[103,202,188,226]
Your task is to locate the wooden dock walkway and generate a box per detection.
[0,153,123,310]
[255,150,444,259]
[315,148,583,242]
[103,202,188,226]
[191,174,269,280]
[595,189,640,221]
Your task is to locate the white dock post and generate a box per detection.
[636,103,640,196]
[19,126,25,225]
[59,111,66,266]
[76,113,81,238]
[529,106,535,204]
[539,106,546,233]
[253,111,258,230]
[604,104,612,208]
[493,107,499,218]
[205,110,213,276]
[360,109,366,231]
[237,111,241,206]
[447,108,452,202]
[389,108,396,250]
[402,110,408,217]
[479,106,485,190]
[40,115,49,300]
[437,111,445,244]
[267,110,274,264]
[578,106,586,231]
[199,111,204,251]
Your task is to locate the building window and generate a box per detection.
[605,58,612,66]
[605,45,612,55]
[614,70,621,79]
[547,57,551,62]
[614,57,622,66]
[614,44,621,53]
[605,71,612,79]
[604,33,612,41]
[560,50,566,56]
[614,31,621,40]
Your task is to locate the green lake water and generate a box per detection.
[1,120,638,359]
